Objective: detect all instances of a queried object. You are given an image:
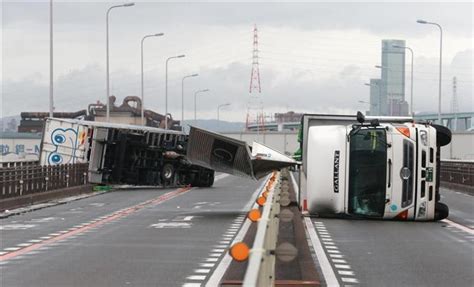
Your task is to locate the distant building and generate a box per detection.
[274,111,304,124]
[17,96,181,133]
[369,78,383,116]
[247,111,302,132]
[381,39,409,116]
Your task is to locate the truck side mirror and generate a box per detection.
[356,111,365,124]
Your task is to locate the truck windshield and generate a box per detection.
[348,128,387,217]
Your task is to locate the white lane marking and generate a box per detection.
[39,236,52,239]
[183,216,194,221]
[17,243,33,247]
[341,277,359,283]
[30,217,57,223]
[209,253,221,257]
[442,219,474,235]
[49,233,61,236]
[214,245,228,248]
[304,218,339,287]
[335,264,351,269]
[149,222,191,229]
[4,247,21,251]
[182,283,201,287]
[28,239,42,243]
[212,249,225,252]
[338,270,354,276]
[332,259,347,264]
[187,275,206,280]
[0,224,36,230]
[323,241,335,245]
[214,174,230,181]
[329,254,343,258]
[325,246,338,249]
[194,269,211,274]
[327,250,341,254]
[219,241,230,244]
[199,263,215,268]
[0,252,7,255]
[205,258,219,262]
[322,238,333,241]
[206,175,270,287]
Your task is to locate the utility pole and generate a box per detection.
[49,0,54,118]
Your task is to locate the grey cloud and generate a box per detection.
[3,2,472,37]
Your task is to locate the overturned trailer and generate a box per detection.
[39,118,215,187]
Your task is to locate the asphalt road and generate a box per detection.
[1,174,265,287]
[307,187,474,287]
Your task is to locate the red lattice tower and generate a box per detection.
[246,24,264,131]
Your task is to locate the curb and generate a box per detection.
[0,189,112,219]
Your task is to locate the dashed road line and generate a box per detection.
[311,220,359,285]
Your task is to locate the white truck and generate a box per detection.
[298,112,451,221]
[39,118,215,187]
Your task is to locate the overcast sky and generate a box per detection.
[1,1,473,122]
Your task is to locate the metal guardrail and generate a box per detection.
[0,163,89,199]
[440,160,473,188]
[243,172,281,287]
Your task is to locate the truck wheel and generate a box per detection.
[434,202,449,221]
[161,163,175,183]
[203,171,215,187]
[432,124,452,147]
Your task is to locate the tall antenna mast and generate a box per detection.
[249,24,261,93]
[246,24,264,132]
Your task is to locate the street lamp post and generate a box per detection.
[181,74,199,129]
[217,103,231,122]
[194,89,209,124]
[49,0,54,118]
[106,2,135,122]
[393,44,414,117]
[417,19,443,124]
[358,100,376,107]
[165,54,185,129]
[140,33,164,126]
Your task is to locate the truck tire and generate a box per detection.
[161,163,175,183]
[432,124,452,147]
[192,171,215,187]
[203,171,215,187]
[434,202,449,221]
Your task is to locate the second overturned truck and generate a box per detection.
[39,118,215,187]
[298,112,451,221]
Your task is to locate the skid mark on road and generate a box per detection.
[0,187,192,263]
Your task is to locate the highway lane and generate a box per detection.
[306,187,474,287]
[1,174,265,287]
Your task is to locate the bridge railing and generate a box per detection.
[440,160,473,192]
[0,163,88,199]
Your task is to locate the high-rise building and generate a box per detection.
[369,78,383,115]
[381,39,408,116]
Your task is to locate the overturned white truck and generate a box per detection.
[39,118,215,187]
[298,112,451,221]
